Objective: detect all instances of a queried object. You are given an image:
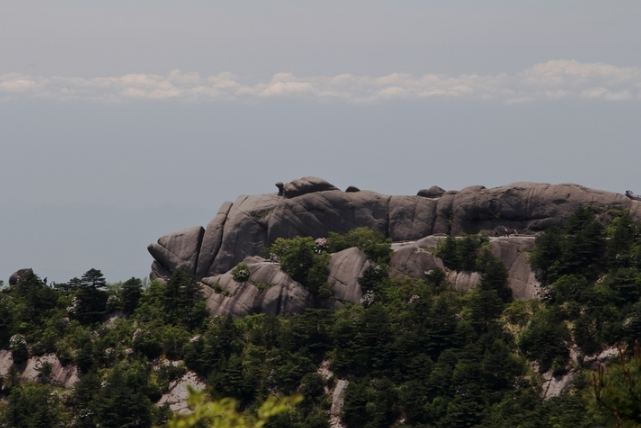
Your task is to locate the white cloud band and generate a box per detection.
[2,60,641,104]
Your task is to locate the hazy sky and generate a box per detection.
[2,1,641,283]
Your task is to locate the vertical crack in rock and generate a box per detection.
[385,195,393,239]
[192,225,205,277]
[196,201,234,279]
[428,196,438,234]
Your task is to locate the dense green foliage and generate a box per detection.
[164,389,301,428]
[267,236,331,295]
[590,341,641,427]
[1,214,640,427]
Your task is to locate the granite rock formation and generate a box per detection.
[9,268,33,286]
[149,177,641,316]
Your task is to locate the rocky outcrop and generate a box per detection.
[148,226,204,277]
[149,177,641,315]
[9,268,32,286]
[417,185,445,198]
[327,248,374,303]
[195,201,233,279]
[0,351,79,388]
[488,237,540,300]
[388,196,438,241]
[583,347,620,370]
[201,261,341,317]
[542,370,575,399]
[330,380,349,428]
[209,193,281,275]
[282,176,339,198]
[157,371,206,414]
[448,182,639,235]
[389,246,444,279]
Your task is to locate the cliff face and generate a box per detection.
[148,177,641,316]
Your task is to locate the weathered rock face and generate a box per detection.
[488,237,540,300]
[201,261,342,317]
[149,177,641,315]
[389,247,444,279]
[0,351,79,388]
[417,185,445,198]
[449,182,640,235]
[327,248,374,303]
[283,176,339,198]
[148,226,204,277]
[9,268,32,285]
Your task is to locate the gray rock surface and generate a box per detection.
[283,176,339,198]
[390,246,444,279]
[433,191,458,234]
[330,379,349,428]
[542,370,575,399]
[0,351,79,388]
[148,226,204,277]
[417,185,446,198]
[195,201,233,279]
[447,271,482,292]
[488,237,540,299]
[390,236,541,299]
[9,268,32,285]
[157,370,206,414]
[449,182,641,235]
[327,248,374,303]
[201,261,340,317]
[583,347,620,370]
[266,190,391,250]
[210,193,281,274]
[149,178,641,304]
[388,196,438,241]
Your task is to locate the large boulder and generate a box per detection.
[449,182,641,235]
[267,190,391,246]
[195,201,233,279]
[201,261,340,317]
[0,351,79,389]
[283,176,339,198]
[389,246,444,279]
[488,237,540,300]
[149,177,641,293]
[388,196,438,241]
[327,248,374,303]
[9,268,32,286]
[391,236,541,299]
[417,185,445,198]
[148,226,204,277]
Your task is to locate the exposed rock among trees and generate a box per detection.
[0,350,79,388]
[148,177,641,315]
[327,248,374,303]
[148,226,204,277]
[200,260,342,317]
[389,246,444,279]
[9,268,32,286]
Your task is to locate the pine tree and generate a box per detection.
[81,268,107,289]
[121,277,143,315]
